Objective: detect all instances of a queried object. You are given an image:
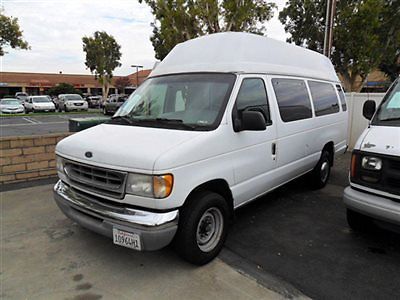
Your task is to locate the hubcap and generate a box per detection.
[196,207,224,252]
[321,161,330,183]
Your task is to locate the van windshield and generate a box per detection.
[372,78,400,126]
[111,73,236,130]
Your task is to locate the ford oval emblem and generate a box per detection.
[85,151,93,158]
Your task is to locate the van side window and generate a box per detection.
[308,81,340,116]
[272,78,312,122]
[336,84,347,111]
[235,78,270,123]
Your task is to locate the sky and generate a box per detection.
[0,0,288,76]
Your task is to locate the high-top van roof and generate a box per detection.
[150,32,339,83]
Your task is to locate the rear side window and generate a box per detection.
[336,84,347,111]
[272,78,312,122]
[235,78,270,122]
[308,81,340,116]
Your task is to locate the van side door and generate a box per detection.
[229,75,278,207]
[269,76,315,182]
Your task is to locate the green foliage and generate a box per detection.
[0,11,30,56]
[114,76,132,92]
[82,31,122,98]
[140,0,276,60]
[279,0,399,91]
[378,0,400,81]
[47,83,81,96]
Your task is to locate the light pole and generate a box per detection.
[323,0,336,58]
[131,65,143,89]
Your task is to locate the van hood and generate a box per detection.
[56,124,202,171]
[359,125,400,156]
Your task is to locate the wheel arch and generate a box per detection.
[322,141,334,166]
[184,179,234,220]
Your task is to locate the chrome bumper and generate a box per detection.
[54,180,179,250]
[343,186,400,226]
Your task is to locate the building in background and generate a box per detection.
[0,69,151,97]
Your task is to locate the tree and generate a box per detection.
[47,83,82,96]
[140,0,276,60]
[0,11,30,56]
[114,76,131,94]
[279,0,392,92]
[378,0,400,81]
[82,31,122,100]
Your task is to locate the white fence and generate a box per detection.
[346,93,385,149]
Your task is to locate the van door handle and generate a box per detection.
[271,142,277,160]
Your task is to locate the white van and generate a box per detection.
[54,32,348,265]
[344,77,400,230]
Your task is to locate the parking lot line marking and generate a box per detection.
[22,117,41,124]
[1,121,67,127]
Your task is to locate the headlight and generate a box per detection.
[126,173,173,198]
[56,156,65,174]
[361,156,382,170]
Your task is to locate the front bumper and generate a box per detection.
[53,180,179,250]
[343,186,400,226]
[1,109,24,114]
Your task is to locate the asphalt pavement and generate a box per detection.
[224,153,400,299]
[0,111,103,136]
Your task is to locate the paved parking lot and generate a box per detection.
[225,153,400,299]
[2,153,400,299]
[1,185,283,300]
[0,112,103,136]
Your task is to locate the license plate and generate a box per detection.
[112,228,141,250]
[75,103,83,106]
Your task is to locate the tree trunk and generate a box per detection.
[340,71,366,92]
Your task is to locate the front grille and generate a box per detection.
[64,160,127,199]
[352,151,400,197]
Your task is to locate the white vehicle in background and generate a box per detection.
[0,98,25,114]
[15,92,28,103]
[54,32,348,265]
[25,96,56,113]
[344,77,400,231]
[57,94,88,112]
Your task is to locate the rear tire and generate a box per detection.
[347,209,373,232]
[310,150,331,189]
[174,191,229,265]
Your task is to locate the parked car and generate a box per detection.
[15,92,28,103]
[86,95,102,108]
[53,32,348,265]
[344,76,400,231]
[0,98,25,114]
[103,95,128,115]
[25,96,56,113]
[57,94,88,112]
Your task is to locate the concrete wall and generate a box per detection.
[346,93,385,149]
[0,133,70,184]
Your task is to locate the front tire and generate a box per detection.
[174,191,230,265]
[310,150,331,189]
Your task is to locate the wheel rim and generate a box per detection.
[196,207,224,252]
[320,161,330,183]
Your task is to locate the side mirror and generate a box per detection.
[363,100,376,120]
[240,110,266,131]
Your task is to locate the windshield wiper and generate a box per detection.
[109,115,135,124]
[379,117,400,122]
